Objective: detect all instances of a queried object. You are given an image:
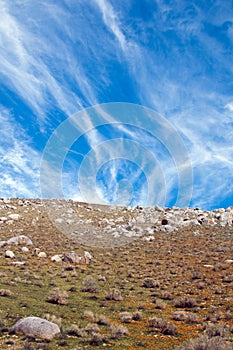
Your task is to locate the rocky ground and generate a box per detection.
[0,198,233,349]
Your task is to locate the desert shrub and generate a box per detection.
[174,296,197,308]
[110,324,129,339]
[176,335,233,350]
[159,291,173,300]
[66,324,86,337]
[190,270,202,280]
[205,323,230,339]
[47,288,68,305]
[172,311,198,324]
[43,313,62,327]
[143,278,160,288]
[154,299,166,309]
[85,323,100,335]
[83,310,95,321]
[89,333,107,345]
[95,314,110,326]
[0,289,13,297]
[0,318,8,333]
[81,276,99,293]
[132,311,143,321]
[120,312,133,323]
[105,288,123,301]
[148,317,178,336]
[148,317,166,328]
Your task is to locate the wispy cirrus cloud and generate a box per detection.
[0,107,40,197]
[0,0,232,209]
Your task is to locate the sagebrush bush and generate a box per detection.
[81,276,99,293]
[172,311,198,324]
[132,311,143,321]
[43,313,62,327]
[143,278,160,288]
[154,299,166,309]
[95,314,110,326]
[105,288,123,301]
[84,323,100,335]
[46,288,68,305]
[66,324,86,338]
[148,317,178,336]
[83,310,95,321]
[89,333,106,345]
[0,289,13,297]
[120,312,133,323]
[110,324,129,339]
[176,335,233,350]
[205,323,230,339]
[174,296,197,308]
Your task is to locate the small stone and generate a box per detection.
[13,261,26,266]
[8,214,20,221]
[51,254,63,262]
[84,251,92,260]
[5,250,15,258]
[38,252,47,258]
[22,247,29,253]
[0,241,7,248]
[161,218,169,225]
[33,248,40,255]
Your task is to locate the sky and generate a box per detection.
[0,0,233,210]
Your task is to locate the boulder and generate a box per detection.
[7,235,33,245]
[11,317,60,340]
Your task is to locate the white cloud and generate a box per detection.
[225,102,233,112]
[93,0,127,51]
[0,1,98,127]
[0,107,40,197]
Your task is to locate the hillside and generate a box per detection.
[0,198,233,349]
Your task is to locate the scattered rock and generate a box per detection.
[8,214,20,221]
[0,241,7,248]
[33,248,41,255]
[161,218,169,225]
[22,246,29,253]
[12,261,26,266]
[51,254,63,263]
[38,252,47,258]
[7,235,33,245]
[5,250,15,258]
[63,252,81,264]
[11,316,60,340]
[84,251,92,260]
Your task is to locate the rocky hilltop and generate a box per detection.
[0,198,233,349]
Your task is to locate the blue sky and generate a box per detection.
[0,0,232,210]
